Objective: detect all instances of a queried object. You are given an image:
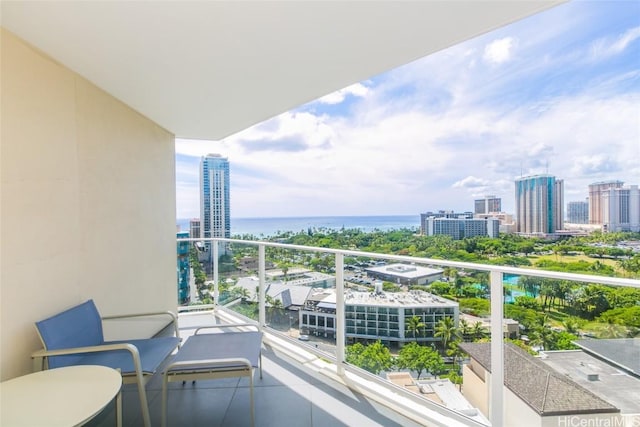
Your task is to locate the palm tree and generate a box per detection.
[406,315,425,342]
[459,318,472,341]
[236,286,250,301]
[531,315,553,351]
[599,318,627,339]
[446,340,465,374]
[471,321,487,341]
[562,317,581,335]
[434,317,458,351]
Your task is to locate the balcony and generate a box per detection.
[86,309,428,427]
[135,237,639,427]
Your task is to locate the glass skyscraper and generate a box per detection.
[200,154,230,260]
[515,175,564,235]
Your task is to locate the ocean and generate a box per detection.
[177,215,419,237]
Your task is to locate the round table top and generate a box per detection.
[1,365,122,427]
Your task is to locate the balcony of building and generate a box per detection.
[85,309,439,427]
[5,2,637,426]
[80,237,634,427]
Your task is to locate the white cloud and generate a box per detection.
[590,26,640,60]
[483,37,516,65]
[316,82,370,105]
[453,176,490,189]
[175,2,640,218]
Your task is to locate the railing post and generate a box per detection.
[213,239,219,308]
[258,244,266,330]
[335,253,345,376]
[489,270,504,427]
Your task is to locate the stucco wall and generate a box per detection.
[462,363,489,417]
[1,29,177,380]
[504,387,541,427]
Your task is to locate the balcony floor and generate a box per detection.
[87,313,424,427]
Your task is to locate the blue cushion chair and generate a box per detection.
[33,299,181,427]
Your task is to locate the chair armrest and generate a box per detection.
[195,323,259,334]
[102,311,180,338]
[32,343,142,374]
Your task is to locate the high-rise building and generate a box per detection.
[200,154,230,259]
[567,200,589,224]
[425,217,500,239]
[515,175,564,235]
[419,211,473,234]
[176,231,190,305]
[189,218,201,239]
[588,181,640,232]
[474,196,501,214]
[588,181,624,225]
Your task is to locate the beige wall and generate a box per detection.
[461,363,489,417]
[504,387,541,427]
[1,29,177,380]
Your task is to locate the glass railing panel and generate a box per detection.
[176,236,640,427]
[219,241,260,321]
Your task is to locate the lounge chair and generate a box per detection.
[32,299,181,427]
[161,323,263,427]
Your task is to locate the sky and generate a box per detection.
[175,1,640,220]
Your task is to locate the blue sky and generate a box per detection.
[176,1,640,219]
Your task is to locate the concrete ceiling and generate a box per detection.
[1,1,564,140]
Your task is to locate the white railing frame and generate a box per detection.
[335,252,346,376]
[180,236,640,427]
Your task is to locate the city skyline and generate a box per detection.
[175,1,639,219]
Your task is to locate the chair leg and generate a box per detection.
[136,377,152,427]
[162,374,169,427]
[116,389,122,427]
[250,372,255,427]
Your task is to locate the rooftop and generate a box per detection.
[345,290,458,308]
[460,342,619,416]
[573,338,640,377]
[365,263,443,278]
[235,278,314,307]
[540,349,640,414]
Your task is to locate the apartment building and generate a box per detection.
[515,175,564,235]
[200,154,231,259]
[567,200,589,224]
[300,288,458,346]
[474,196,502,214]
[419,211,473,235]
[176,231,190,305]
[425,217,500,240]
[588,181,640,232]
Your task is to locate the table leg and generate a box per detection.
[116,390,122,427]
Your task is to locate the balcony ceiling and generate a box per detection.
[1,1,564,140]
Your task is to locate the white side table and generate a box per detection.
[0,365,122,427]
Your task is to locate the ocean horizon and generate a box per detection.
[177,215,420,237]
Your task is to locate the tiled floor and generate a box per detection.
[87,313,424,427]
